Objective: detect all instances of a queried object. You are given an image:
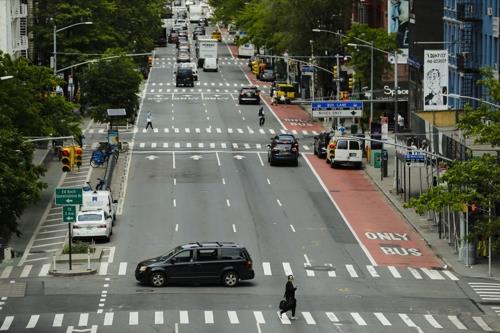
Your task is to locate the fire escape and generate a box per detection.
[12,0,28,57]
[456,0,481,101]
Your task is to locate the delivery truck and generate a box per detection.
[196,37,218,67]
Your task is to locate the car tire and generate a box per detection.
[222,270,239,287]
[150,271,167,287]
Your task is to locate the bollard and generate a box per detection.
[87,247,91,271]
[53,255,57,272]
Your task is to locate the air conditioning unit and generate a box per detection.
[487,7,493,16]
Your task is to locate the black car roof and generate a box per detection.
[180,242,242,249]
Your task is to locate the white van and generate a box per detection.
[81,190,117,225]
[328,138,363,169]
[203,57,218,72]
[238,43,255,58]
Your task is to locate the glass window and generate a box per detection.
[196,249,218,261]
[221,248,244,260]
[172,250,193,263]
[77,214,102,222]
[337,140,348,149]
[349,141,360,150]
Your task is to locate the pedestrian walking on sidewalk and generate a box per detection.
[278,275,298,320]
[145,112,154,131]
[258,107,265,126]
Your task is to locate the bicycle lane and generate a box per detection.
[233,42,443,268]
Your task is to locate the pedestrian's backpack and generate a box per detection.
[279,299,287,310]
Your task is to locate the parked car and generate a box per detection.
[326,137,363,169]
[238,86,260,104]
[313,131,333,159]
[267,134,299,166]
[72,209,112,242]
[135,242,255,287]
[177,51,191,63]
[258,69,276,82]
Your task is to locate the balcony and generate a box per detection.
[11,2,27,18]
[456,2,481,22]
[14,36,28,51]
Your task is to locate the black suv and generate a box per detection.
[135,242,255,287]
[238,86,260,104]
[176,68,194,87]
[313,131,333,159]
[267,134,299,166]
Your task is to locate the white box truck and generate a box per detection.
[196,37,218,67]
[189,5,204,23]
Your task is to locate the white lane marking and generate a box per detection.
[388,266,401,278]
[165,128,169,133]
[39,264,51,277]
[244,143,250,149]
[173,199,176,207]
[216,152,221,166]
[98,263,109,275]
[221,143,227,149]
[302,312,316,324]
[259,129,265,134]
[78,313,89,326]
[326,312,339,323]
[222,178,226,185]
[186,143,192,148]
[254,311,265,324]
[185,128,190,133]
[472,316,492,331]
[304,263,315,277]
[303,145,310,150]
[267,178,271,185]
[174,178,176,186]
[151,142,157,148]
[289,225,296,232]
[226,199,231,207]
[257,153,264,166]
[216,128,222,133]
[163,142,168,148]
[366,265,379,277]
[20,265,32,278]
[276,199,282,207]
[228,128,233,133]
[195,128,200,133]
[210,143,216,148]
[175,224,179,232]
[198,142,204,148]
[448,315,467,330]
[408,267,423,279]
[53,313,64,327]
[26,314,39,328]
[172,152,176,169]
[346,264,358,278]
[140,142,145,148]
[325,263,336,277]
[374,312,391,326]
[103,312,114,326]
[228,311,239,324]
[204,311,214,324]
[129,312,138,325]
[399,313,417,327]
[232,143,238,149]
[108,246,115,263]
[118,262,127,276]
[283,262,293,276]
[269,129,275,134]
[442,270,459,280]
[179,311,189,324]
[351,312,367,326]
[256,143,262,149]
[0,316,14,330]
[421,268,444,280]
[262,262,272,275]
[232,224,237,233]
[424,314,442,328]
[279,312,291,324]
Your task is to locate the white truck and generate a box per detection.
[196,37,218,68]
[189,4,204,23]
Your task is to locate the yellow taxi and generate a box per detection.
[211,31,222,42]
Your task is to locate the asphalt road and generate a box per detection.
[1,25,498,333]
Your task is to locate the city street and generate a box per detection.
[1,31,498,333]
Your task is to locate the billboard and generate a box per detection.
[423,50,448,111]
[388,0,409,49]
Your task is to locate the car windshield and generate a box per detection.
[241,89,256,94]
[160,246,183,260]
[275,143,292,150]
[276,135,295,143]
[77,214,103,222]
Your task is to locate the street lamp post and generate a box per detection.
[53,21,93,75]
[0,75,14,81]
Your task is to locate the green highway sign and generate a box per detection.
[62,206,77,223]
[55,188,83,205]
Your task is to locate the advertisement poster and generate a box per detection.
[388,0,409,49]
[423,50,448,111]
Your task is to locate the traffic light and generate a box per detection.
[348,75,354,91]
[61,146,74,172]
[341,91,349,100]
[333,65,339,78]
[147,56,153,67]
[74,145,83,169]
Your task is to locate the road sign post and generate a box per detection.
[55,188,83,205]
[63,206,76,223]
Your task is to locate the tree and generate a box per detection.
[80,52,142,123]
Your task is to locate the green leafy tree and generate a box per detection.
[80,52,142,123]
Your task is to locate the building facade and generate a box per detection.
[0,0,28,59]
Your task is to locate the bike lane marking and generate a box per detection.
[306,155,443,268]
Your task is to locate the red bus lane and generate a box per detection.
[306,155,443,268]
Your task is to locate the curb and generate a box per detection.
[49,268,97,276]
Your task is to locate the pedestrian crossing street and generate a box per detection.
[0,309,494,331]
[0,261,459,282]
[468,282,500,302]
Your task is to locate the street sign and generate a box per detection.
[301,65,313,76]
[405,152,426,167]
[55,188,83,205]
[312,101,363,118]
[62,206,77,223]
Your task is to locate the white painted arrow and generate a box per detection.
[234,155,246,160]
[145,155,158,160]
[190,155,202,160]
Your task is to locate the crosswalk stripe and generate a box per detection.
[163,142,168,148]
[232,143,238,148]
[139,142,145,148]
[164,128,169,133]
[175,143,180,148]
[259,129,265,134]
[254,311,265,324]
[0,316,13,330]
[174,128,179,133]
[291,130,298,135]
[228,311,239,324]
[366,265,379,277]
[198,143,204,148]
[325,312,339,323]
[216,128,222,133]
[53,313,64,327]
[26,314,39,328]
[103,312,113,326]
[304,264,315,277]
[39,264,51,277]
[151,142,157,148]
[346,264,358,278]
[256,144,262,149]
[221,143,227,148]
[442,270,459,281]
[186,143,192,148]
[351,312,367,326]
[374,312,391,326]
[282,262,293,276]
[280,129,287,134]
[407,267,423,279]
[448,315,467,330]
[472,316,492,331]
[302,312,316,325]
[204,310,214,324]
[228,128,233,133]
[421,268,444,280]
[0,266,12,279]
[99,263,109,275]
[118,262,127,275]
[179,311,189,324]
[153,128,158,133]
[195,128,200,133]
[237,128,244,133]
[210,143,216,148]
[78,313,89,326]
[424,314,443,328]
[269,129,275,134]
[155,311,164,325]
[279,312,291,324]
[248,128,254,134]
[206,128,212,133]
[302,130,309,135]
[20,265,32,278]
[388,266,401,278]
[262,262,272,275]
[399,313,417,327]
[326,263,336,277]
[129,312,138,325]
[244,143,250,149]
[185,128,190,133]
